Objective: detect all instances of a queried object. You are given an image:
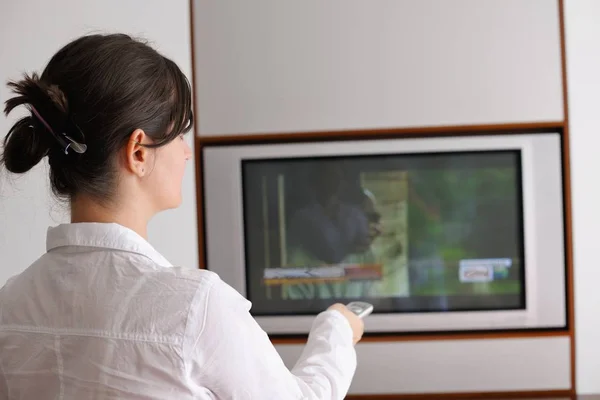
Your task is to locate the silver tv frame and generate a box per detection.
[202,132,566,334]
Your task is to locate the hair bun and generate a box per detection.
[46,83,69,115]
[1,74,69,173]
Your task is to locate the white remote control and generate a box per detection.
[346,301,374,318]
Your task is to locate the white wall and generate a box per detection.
[564,0,600,394]
[0,0,199,285]
[194,0,564,136]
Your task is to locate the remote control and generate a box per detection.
[346,301,374,318]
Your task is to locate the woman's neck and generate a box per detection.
[70,195,150,239]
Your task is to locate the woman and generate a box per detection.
[0,34,364,399]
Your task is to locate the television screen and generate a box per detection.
[241,150,525,316]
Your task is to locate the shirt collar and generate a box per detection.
[46,222,173,267]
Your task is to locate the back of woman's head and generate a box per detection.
[1,33,193,202]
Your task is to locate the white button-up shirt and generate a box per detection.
[0,223,356,399]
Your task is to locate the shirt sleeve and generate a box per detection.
[186,278,357,400]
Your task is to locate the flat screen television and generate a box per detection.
[202,132,567,335]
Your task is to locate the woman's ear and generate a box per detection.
[125,129,150,177]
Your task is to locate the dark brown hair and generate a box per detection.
[1,33,193,202]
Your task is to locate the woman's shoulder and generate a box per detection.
[164,267,249,311]
[176,269,253,353]
[165,266,221,286]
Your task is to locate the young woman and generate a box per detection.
[0,33,364,400]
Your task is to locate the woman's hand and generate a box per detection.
[328,303,365,345]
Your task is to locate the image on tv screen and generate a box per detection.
[241,150,525,316]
